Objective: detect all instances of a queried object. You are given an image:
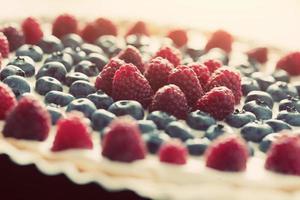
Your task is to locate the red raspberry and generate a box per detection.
[144,57,174,91]
[2,96,51,141]
[52,14,78,38]
[205,30,233,53]
[112,63,153,107]
[206,67,242,104]
[246,47,268,64]
[116,45,144,73]
[265,134,300,175]
[0,33,9,58]
[0,82,17,119]
[95,58,125,95]
[1,26,25,51]
[167,29,188,48]
[21,17,43,45]
[51,112,93,151]
[154,46,182,67]
[149,84,189,119]
[125,21,149,36]
[168,65,204,107]
[159,139,187,165]
[195,86,235,120]
[188,62,210,87]
[102,116,147,162]
[276,52,300,76]
[205,135,248,172]
[81,18,117,43]
[202,59,222,73]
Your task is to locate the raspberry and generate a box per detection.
[0,33,9,58]
[112,63,153,107]
[187,62,210,87]
[144,57,174,91]
[51,112,93,151]
[95,58,125,95]
[116,45,144,73]
[205,135,248,172]
[2,96,51,141]
[202,59,222,73]
[159,139,187,165]
[205,30,233,53]
[206,67,242,104]
[1,26,25,51]
[101,116,147,162]
[126,21,149,36]
[21,17,43,45]
[276,52,300,76]
[168,65,204,107]
[167,29,188,48]
[52,14,78,38]
[154,46,181,67]
[0,82,17,119]
[81,18,117,43]
[149,84,189,119]
[195,86,235,120]
[246,47,268,64]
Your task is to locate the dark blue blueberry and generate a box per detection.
[277,108,300,126]
[248,142,255,156]
[186,110,216,130]
[44,51,74,72]
[243,100,272,120]
[45,91,75,107]
[91,109,116,131]
[64,72,89,87]
[259,133,283,153]
[138,120,157,134]
[182,56,195,65]
[36,61,67,82]
[245,91,273,109]
[185,138,210,156]
[251,72,275,91]
[81,43,103,55]
[225,109,256,128]
[279,96,300,112]
[69,80,96,98]
[241,77,261,96]
[35,76,63,95]
[38,35,63,54]
[185,43,205,61]
[16,44,43,62]
[87,90,113,109]
[0,65,25,80]
[108,100,144,120]
[3,75,30,98]
[63,47,86,64]
[47,105,63,125]
[272,69,290,83]
[292,81,300,96]
[165,121,194,141]
[199,48,228,65]
[95,35,119,55]
[87,53,109,71]
[125,34,150,49]
[143,132,170,154]
[61,33,83,49]
[66,98,97,119]
[146,111,177,130]
[74,60,99,76]
[240,121,273,142]
[266,81,298,102]
[8,56,35,77]
[205,124,226,140]
[265,119,292,132]
[235,64,258,77]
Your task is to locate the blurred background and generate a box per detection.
[1,0,299,49]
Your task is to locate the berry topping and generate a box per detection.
[154,46,182,67]
[276,52,300,76]
[205,30,233,53]
[21,17,43,45]
[126,21,149,36]
[187,62,210,87]
[108,100,144,120]
[158,139,187,165]
[0,33,9,58]
[1,26,25,51]
[116,45,144,73]
[0,82,17,120]
[246,47,268,64]
[167,29,188,47]
[52,14,78,38]
[202,59,222,73]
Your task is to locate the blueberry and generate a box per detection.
[66,98,97,119]
[3,75,31,98]
[69,80,96,98]
[243,100,272,120]
[277,108,300,126]
[108,100,144,120]
[63,47,86,64]
[44,51,73,72]
[235,64,258,76]
[182,56,194,65]
[265,119,292,132]
[245,91,273,109]
[205,124,227,140]
[47,105,63,125]
[35,76,63,95]
[95,35,120,55]
[0,65,25,80]
[266,81,298,102]
[199,48,229,65]
[186,110,216,130]
[16,44,43,62]
[259,133,284,153]
[143,132,170,154]
[185,43,205,61]
[125,34,150,48]
[241,77,261,96]
[225,109,256,128]
[74,60,99,76]
[61,33,83,49]
[36,61,67,82]
[45,91,75,107]
[292,81,300,96]
[38,35,63,53]
[64,72,89,87]
[87,90,113,109]
[146,111,177,130]
[81,43,104,55]
[165,121,194,141]
[279,96,300,112]
[248,142,255,156]
[240,121,273,142]
[87,53,109,71]
[186,138,210,156]
[8,56,35,77]
[272,69,290,83]
[91,109,116,131]
[251,72,275,91]
[138,120,157,134]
